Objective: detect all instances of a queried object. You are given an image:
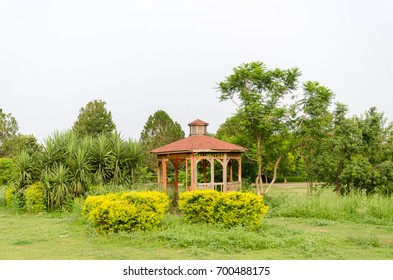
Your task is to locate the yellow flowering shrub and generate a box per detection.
[25,183,46,213]
[179,190,268,228]
[82,191,169,233]
[178,190,220,224]
[5,187,15,208]
[214,192,269,227]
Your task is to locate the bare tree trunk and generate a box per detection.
[265,156,282,194]
[256,134,264,195]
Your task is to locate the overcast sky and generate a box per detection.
[1,0,393,142]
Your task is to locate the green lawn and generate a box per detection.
[1,184,392,260]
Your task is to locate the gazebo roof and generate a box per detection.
[151,135,248,155]
[188,119,209,126]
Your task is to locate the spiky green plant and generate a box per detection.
[110,133,125,185]
[68,147,92,197]
[44,163,71,209]
[123,139,143,183]
[39,132,63,172]
[13,150,37,190]
[90,134,113,185]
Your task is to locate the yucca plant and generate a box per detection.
[39,132,64,172]
[90,133,113,185]
[110,133,125,185]
[43,163,71,209]
[13,150,38,191]
[68,146,92,197]
[123,139,143,183]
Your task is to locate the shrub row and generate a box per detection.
[178,190,269,228]
[82,191,169,232]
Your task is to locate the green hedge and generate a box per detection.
[82,191,169,233]
[179,190,269,228]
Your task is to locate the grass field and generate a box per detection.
[1,184,392,260]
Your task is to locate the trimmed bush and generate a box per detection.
[82,191,169,233]
[25,183,46,213]
[178,190,220,224]
[178,190,269,228]
[214,192,269,227]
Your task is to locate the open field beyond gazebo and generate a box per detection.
[1,184,392,260]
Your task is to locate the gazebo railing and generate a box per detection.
[196,182,241,192]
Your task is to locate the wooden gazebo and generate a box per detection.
[151,119,248,193]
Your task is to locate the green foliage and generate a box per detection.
[43,163,71,209]
[139,110,185,172]
[268,192,393,225]
[0,158,13,185]
[13,150,39,191]
[374,161,393,196]
[0,108,19,157]
[217,61,301,193]
[82,191,169,233]
[10,130,145,210]
[178,190,268,228]
[5,186,25,210]
[72,100,116,137]
[339,155,376,194]
[25,183,46,213]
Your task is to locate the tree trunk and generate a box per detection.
[265,156,282,194]
[334,161,343,195]
[256,135,264,195]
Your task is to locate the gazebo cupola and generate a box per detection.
[151,119,248,194]
[189,119,209,136]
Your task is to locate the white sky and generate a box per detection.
[1,0,393,141]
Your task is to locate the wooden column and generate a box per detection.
[223,153,227,192]
[228,159,233,182]
[162,156,167,191]
[185,159,189,191]
[210,159,215,190]
[157,160,161,187]
[190,153,196,191]
[238,157,242,187]
[170,157,183,204]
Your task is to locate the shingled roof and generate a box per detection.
[151,119,248,155]
[151,135,247,154]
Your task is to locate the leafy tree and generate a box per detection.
[336,108,393,195]
[295,81,335,192]
[217,61,301,194]
[0,108,19,157]
[357,107,393,165]
[0,158,14,185]
[12,134,42,156]
[216,115,257,183]
[140,110,185,172]
[72,100,116,137]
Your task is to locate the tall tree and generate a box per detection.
[217,61,301,194]
[296,81,335,193]
[72,100,116,137]
[0,108,19,157]
[140,110,185,173]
